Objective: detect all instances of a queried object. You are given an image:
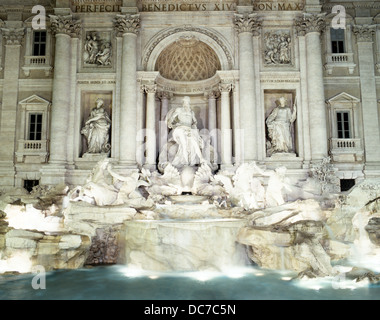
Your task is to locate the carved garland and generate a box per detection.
[142,25,233,70]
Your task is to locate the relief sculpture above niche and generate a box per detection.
[263,30,292,65]
[83,31,112,67]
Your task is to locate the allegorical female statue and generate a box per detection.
[81,98,111,154]
[266,96,297,154]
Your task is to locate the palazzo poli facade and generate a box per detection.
[0,0,380,191]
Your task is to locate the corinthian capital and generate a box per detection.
[1,28,25,45]
[50,15,82,37]
[219,82,234,93]
[114,14,140,36]
[234,13,262,36]
[142,84,157,94]
[294,13,326,36]
[353,24,376,42]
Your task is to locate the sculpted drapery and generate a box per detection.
[266,97,297,154]
[81,98,111,154]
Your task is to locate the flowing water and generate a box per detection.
[1,265,379,300]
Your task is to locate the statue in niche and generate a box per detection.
[81,98,111,155]
[264,32,291,65]
[158,96,216,172]
[84,32,112,66]
[266,96,297,155]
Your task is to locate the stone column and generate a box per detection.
[49,15,81,166]
[232,80,242,165]
[353,24,380,171]
[114,14,140,167]
[295,14,328,161]
[235,13,261,162]
[0,27,24,186]
[376,26,380,71]
[219,83,234,168]
[158,91,171,152]
[143,84,157,168]
[206,91,219,162]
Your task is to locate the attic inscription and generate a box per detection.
[71,0,122,12]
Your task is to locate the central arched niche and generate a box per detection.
[155,36,221,82]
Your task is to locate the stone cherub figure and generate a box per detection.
[266,96,297,155]
[81,98,111,155]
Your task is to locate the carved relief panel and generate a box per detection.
[263,30,292,66]
[83,31,113,68]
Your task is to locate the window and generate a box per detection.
[28,113,43,141]
[336,111,350,139]
[33,31,47,56]
[331,28,345,54]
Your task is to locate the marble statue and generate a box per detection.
[215,162,267,210]
[158,96,216,172]
[81,98,111,155]
[265,166,292,207]
[266,96,297,154]
[70,159,152,207]
[70,158,118,206]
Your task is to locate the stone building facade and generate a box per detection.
[0,0,379,191]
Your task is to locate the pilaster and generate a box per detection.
[0,27,25,186]
[353,24,380,173]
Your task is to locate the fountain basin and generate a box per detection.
[121,218,247,272]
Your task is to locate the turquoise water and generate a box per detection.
[1,265,380,300]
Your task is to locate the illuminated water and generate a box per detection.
[1,265,380,300]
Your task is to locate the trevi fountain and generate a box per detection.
[0,96,380,300]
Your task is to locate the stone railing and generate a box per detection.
[329,138,363,162]
[16,139,49,163]
[22,56,52,76]
[331,138,361,149]
[325,53,356,74]
[21,140,45,150]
